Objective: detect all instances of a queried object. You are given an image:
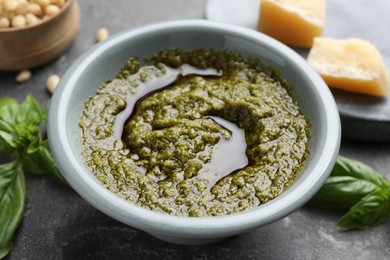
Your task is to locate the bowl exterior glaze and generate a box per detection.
[0,0,79,71]
[48,20,340,245]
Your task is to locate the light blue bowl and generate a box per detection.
[48,20,340,245]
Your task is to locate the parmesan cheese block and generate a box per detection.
[307,37,390,97]
[258,0,325,48]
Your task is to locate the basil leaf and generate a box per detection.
[26,136,40,154]
[338,188,390,230]
[41,103,49,121]
[313,155,390,207]
[18,140,51,175]
[19,140,69,186]
[0,119,16,134]
[14,125,39,146]
[0,97,19,126]
[0,98,19,134]
[0,161,26,259]
[314,176,378,208]
[15,95,45,127]
[333,156,390,190]
[39,140,69,186]
[0,131,17,152]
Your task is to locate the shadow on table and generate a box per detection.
[56,201,353,260]
[55,208,292,260]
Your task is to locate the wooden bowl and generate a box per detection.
[0,0,80,71]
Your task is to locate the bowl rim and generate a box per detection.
[0,0,74,33]
[48,19,341,236]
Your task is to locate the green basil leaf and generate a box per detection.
[0,161,26,259]
[0,98,19,134]
[333,156,390,190]
[14,124,39,145]
[18,141,50,175]
[26,136,40,154]
[38,140,69,187]
[41,103,49,122]
[0,131,17,151]
[19,140,69,186]
[0,97,19,125]
[0,119,16,134]
[15,95,45,127]
[338,188,390,230]
[313,176,378,207]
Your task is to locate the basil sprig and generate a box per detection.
[0,96,67,259]
[0,161,24,259]
[313,155,390,230]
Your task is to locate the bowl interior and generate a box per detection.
[50,20,340,237]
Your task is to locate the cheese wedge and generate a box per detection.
[258,0,325,48]
[307,37,390,97]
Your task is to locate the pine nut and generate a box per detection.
[11,15,26,27]
[44,4,59,16]
[46,74,60,94]
[0,17,10,28]
[96,27,109,42]
[25,12,39,25]
[16,69,32,83]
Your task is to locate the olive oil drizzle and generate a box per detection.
[112,64,221,139]
[194,116,248,191]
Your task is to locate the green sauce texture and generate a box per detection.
[79,49,311,217]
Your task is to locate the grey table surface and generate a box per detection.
[1,0,390,259]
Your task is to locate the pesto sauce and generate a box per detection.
[79,49,311,217]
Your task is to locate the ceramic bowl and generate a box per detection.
[0,0,79,71]
[48,20,341,245]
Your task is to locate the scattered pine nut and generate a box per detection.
[46,74,60,94]
[15,69,32,83]
[96,27,109,42]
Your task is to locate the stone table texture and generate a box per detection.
[1,0,389,259]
